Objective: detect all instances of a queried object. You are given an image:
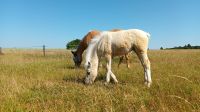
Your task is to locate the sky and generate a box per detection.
[0,0,200,49]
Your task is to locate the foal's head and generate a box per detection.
[71,51,82,67]
[84,62,93,84]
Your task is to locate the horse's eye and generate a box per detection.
[87,68,91,75]
[87,71,90,75]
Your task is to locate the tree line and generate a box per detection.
[161,44,200,50]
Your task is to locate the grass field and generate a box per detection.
[0,49,200,112]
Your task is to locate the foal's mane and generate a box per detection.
[85,34,102,68]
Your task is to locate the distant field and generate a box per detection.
[0,49,199,112]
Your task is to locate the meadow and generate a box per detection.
[0,49,199,112]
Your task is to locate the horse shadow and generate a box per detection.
[62,73,109,84]
[64,65,86,70]
[62,70,126,85]
[63,76,84,84]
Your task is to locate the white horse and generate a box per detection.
[84,29,152,87]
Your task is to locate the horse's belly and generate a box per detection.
[112,47,130,56]
[111,39,132,56]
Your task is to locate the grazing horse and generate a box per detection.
[71,29,130,68]
[84,29,152,87]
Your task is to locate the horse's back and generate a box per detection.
[97,29,150,56]
[96,30,133,56]
[112,29,150,52]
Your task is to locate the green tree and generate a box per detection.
[160,47,164,50]
[66,39,81,49]
[187,44,191,48]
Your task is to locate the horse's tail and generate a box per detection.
[146,32,151,39]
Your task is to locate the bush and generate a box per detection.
[66,39,81,49]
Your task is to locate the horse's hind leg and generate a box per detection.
[105,55,118,83]
[136,52,151,87]
[125,54,130,68]
[118,54,130,68]
[118,56,124,68]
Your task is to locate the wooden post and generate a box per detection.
[43,45,45,56]
[0,47,3,55]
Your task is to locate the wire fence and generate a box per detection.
[0,45,79,56]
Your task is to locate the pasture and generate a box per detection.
[0,49,199,111]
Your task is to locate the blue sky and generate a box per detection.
[0,0,200,49]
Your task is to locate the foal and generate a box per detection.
[84,29,152,87]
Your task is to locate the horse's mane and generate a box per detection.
[85,34,102,68]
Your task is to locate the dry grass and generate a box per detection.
[0,49,200,112]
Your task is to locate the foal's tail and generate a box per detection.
[146,32,151,39]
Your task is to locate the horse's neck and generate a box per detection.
[75,41,87,56]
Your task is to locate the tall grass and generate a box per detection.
[0,49,199,111]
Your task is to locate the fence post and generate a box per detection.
[0,47,3,55]
[43,45,45,56]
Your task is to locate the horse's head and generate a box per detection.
[84,62,94,84]
[71,51,82,67]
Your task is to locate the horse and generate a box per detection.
[71,29,130,68]
[84,29,152,87]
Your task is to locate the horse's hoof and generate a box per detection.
[104,82,109,85]
[145,81,152,88]
[114,80,119,84]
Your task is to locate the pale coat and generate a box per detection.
[85,29,151,87]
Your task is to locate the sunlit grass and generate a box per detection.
[0,49,199,111]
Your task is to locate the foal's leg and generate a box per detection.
[118,56,124,68]
[98,57,102,69]
[136,52,151,87]
[118,54,130,68]
[125,54,130,68]
[106,55,118,83]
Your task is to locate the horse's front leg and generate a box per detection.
[125,54,130,69]
[98,57,102,69]
[105,55,118,84]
